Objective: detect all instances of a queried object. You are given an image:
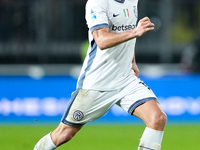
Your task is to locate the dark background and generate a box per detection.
[0,0,199,66]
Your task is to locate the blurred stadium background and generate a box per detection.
[0,0,200,149]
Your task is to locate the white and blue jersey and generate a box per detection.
[61,0,158,127]
[77,0,139,91]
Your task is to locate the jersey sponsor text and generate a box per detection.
[112,24,136,31]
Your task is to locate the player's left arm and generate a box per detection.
[92,17,154,50]
[132,55,139,77]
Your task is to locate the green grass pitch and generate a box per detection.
[0,124,199,150]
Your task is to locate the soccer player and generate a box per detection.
[33,0,167,149]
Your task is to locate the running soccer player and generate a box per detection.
[33,0,167,149]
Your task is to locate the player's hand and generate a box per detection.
[134,17,154,37]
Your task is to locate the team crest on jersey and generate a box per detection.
[73,110,84,121]
[133,6,138,18]
[91,9,97,20]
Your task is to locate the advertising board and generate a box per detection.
[0,75,200,124]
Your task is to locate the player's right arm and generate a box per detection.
[92,17,154,50]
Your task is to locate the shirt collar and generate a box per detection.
[114,0,125,4]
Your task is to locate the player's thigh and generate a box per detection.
[118,78,158,115]
[62,89,117,126]
[132,100,165,122]
[133,100,167,130]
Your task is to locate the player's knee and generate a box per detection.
[60,131,74,143]
[53,128,78,146]
[59,126,81,144]
[157,112,167,126]
[52,123,81,146]
[149,112,167,130]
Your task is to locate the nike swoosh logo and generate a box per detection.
[113,13,120,17]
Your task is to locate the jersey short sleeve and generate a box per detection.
[85,0,109,33]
